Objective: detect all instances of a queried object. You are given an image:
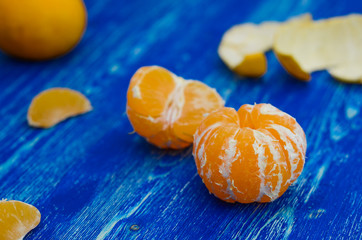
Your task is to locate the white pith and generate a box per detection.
[259,104,291,118]
[162,75,186,129]
[193,123,222,177]
[253,130,283,201]
[132,85,142,99]
[218,131,240,201]
[267,124,305,183]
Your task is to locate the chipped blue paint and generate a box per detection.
[0,0,361,239]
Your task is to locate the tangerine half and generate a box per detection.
[0,200,41,240]
[127,66,224,149]
[193,104,307,203]
[27,88,92,128]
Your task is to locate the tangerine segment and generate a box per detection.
[172,81,225,143]
[0,200,41,240]
[127,66,224,149]
[27,88,92,128]
[127,66,177,117]
[127,108,190,149]
[193,104,307,203]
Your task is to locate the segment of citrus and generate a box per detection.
[218,14,311,78]
[193,103,307,203]
[27,88,92,128]
[0,200,41,240]
[274,14,362,83]
[127,66,224,149]
[0,0,87,60]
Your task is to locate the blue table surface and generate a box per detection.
[1,0,362,239]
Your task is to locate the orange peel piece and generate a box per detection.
[218,21,279,77]
[328,61,362,83]
[274,14,362,83]
[275,52,311,81]
[0,200,41,240]
[218,14,311,78]
[127,66,224,149]
[233,53,267,78]
[27,87,92,128]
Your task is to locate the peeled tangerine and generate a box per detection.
[193,104,307,203]
[0,200,41,240]
[27,88,92,128]
[218,14,311,78]
[274,14,362,83]
[127,66,224,149]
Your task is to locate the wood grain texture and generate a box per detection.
[0,0,361,239]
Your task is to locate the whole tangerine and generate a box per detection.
[193,104,307,203]
[0,0,87,60]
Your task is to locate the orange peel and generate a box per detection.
[218,21,279,77]
[0,200,41,240]
[218,14,311,78]
[27,88,92,128]
[274,14,362,83]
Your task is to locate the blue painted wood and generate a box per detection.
[0,0,361,239]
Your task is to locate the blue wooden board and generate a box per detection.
[1,0,361,239]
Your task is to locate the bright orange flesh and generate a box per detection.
[0,200,41,240]
[27,88,92,128]
[127,66,224,149]
[193,103,307,203]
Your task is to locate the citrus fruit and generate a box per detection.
[0,200,41,240]
[274,14,362,83]
[0,0,87,60]
[218,14,311,78]
[193,103,307,203]
[127,66,224,149]
[27,88,92,128]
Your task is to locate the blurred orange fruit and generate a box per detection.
[27,88,92,128]
[0,200,41,240]
[127,66,224,149]
[0,0,87,60]
[193,103,307,203]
